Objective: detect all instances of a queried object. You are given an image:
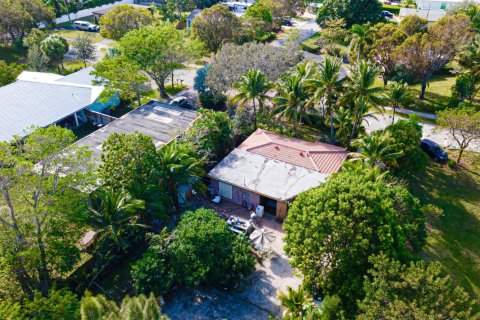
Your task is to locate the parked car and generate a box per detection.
[283,17,294,26]
[169,96,188,108]
[73,21,100,32]
[382,10,394,19]
[420,139,448,163]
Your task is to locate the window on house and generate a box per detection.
[218,182,232,200]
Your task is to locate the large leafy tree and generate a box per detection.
[398,14,428,36]
[92,55,148,107]
[316,0,383,28]
[308,57,344,144]
[233,69,272,130]
[0,0,54,45]
[72,33,95,68]
[283,171,426,313]
[191,4,241,53]
[0,126,92,299]
[99,132,160,191]
[120,23,202,98]
[358,254,475,319]
[167,208,255,287]
[99,4,152,40]
[369,23,407,86]
[437,107,480,164]
[87,187,145,252]
[157,142,205,212]
[396,14,472,99]
[455,36,480,103]
[0,60,25,86]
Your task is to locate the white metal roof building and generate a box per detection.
[0,67,106,142]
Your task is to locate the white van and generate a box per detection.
[73,21,100,32]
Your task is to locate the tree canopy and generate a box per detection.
[120,23,202,98]
[358,254,475,319]
[0,60,25,86]
[99,4,153,40]
[283,171,426,313]
[191,4,241,53]
[316,0,383,28]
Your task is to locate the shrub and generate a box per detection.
[448,159,457,169]
[198,91,227,111]
[131,232,174,296]
[168,208,255,288]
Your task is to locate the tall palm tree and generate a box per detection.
[383,81,412,123]
[273,73,311,135]
[87,188,145,251]
[233,69,272,130]
[349,23,376,62]
[158,141,205,212]
[342,61,383,143]
[333,106,353,146]
[308,57,344,144]
[349,131,403,170]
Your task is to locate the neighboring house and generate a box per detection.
[219,1,254,17]
[415,0,479,10]
[0,67,119,142]
[399,7,446,22]
[207,129,348,219]
[186,9,202,29]
[76,100,198,162]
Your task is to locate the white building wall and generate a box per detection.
[55,0,135,24]
[416,0,480,10]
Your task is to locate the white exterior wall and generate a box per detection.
[416,0,479,10]
[55,0,135,24]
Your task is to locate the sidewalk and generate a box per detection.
[386,106,438,120]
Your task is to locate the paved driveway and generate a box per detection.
[364,113,480,153]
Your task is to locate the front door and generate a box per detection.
[260,196,277,215]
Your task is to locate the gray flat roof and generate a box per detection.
[76,100,198,161]
[57,66,96,85]
[208,148,327,201]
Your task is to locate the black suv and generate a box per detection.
[420,139,448,163]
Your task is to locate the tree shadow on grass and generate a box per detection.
[405,159,480,312]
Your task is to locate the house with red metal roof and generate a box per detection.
[207,129,348,219]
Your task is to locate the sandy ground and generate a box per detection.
[162,228,301,320]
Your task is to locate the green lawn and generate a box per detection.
[0,46,26,64]
[53,30,104,43]
[374,74,464,113]
[301,32,321,53]
[405,151,480,313]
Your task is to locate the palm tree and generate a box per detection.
[383,81,412,124]
[333,106,353,146]
[273,73,311,135]
[349,131,403,170]
[308,57,344,144]
[278,286,313,319]
[342,61,384,143]
[87,188,145,251]
[81,293,167,320]
[349,23,376,62]
[233,69,272,130]
[158,141,205,212]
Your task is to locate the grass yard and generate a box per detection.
[405,151,480,313]
[373,74,468,113]
[301,32,321,53]
[0,46,26,63]
[53,30,104,43]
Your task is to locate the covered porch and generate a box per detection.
[190,193,284,234]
